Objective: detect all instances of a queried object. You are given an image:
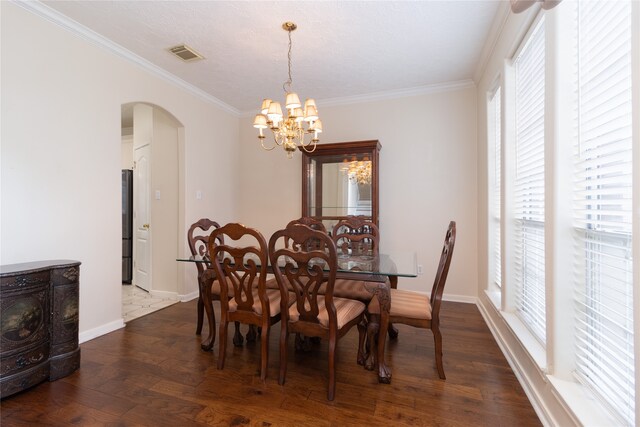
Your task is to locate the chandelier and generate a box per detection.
[253,22,322,159]
[347,158,372,185]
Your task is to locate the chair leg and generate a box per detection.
[433,327,446,379]
[327,337,337,401]
[357,318,368,366]
[260,324,269,381]
[201,296,216,351]
[217,320,228,370]
[196,296,204,335]
[246,325,258,343]
[279,326,289,385]
[232,321,244,347]
[295,333,312,352]
[388,323,399,340]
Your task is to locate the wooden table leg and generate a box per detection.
[387,276,399,340]
[376,309,392,383]
[362,281,392,384]
[363,314,379,371]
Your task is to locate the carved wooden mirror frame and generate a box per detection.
[300,140,381,229]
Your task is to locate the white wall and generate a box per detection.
[121,136,133,169]
[239,87,478,300]
[0,2,239,340]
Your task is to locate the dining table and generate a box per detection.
[177,250,417,384]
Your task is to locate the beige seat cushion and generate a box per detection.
[329,279,376,302]
[289,296,365,328]
[266,276,289,290]
[228,288,295,316]
[389,288,432,320]
[210,279,235,297]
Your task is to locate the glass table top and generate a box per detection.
[177,250,417,278]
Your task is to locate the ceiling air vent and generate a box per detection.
[168,44,204,62]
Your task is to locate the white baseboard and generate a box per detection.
[79,318,124,344]
[79,291,196,344]
[179,290,199,302]
[151,289,198,302]
[149,289,179,300]
[443,293,477,304]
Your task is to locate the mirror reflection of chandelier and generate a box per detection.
[347,158,372,185]
[253,22,322,159]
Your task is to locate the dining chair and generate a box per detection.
[269,223,366,401]
[208,222,293,380]
[331,216,380,257]
[332,216,390,358]
[380,220,456,379]
[187,219,244,346]
[286,216,327,233]
[284,217,329,350]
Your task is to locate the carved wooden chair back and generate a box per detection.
[187,218,222,335]
[208,222,285,380]
[384,220,456,380]
[331,216,380,257]
[268,223,366,400]
[285,217,328,251]
[187,218,222,277]
[430,221,456,323]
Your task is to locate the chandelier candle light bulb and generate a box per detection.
[253,22,322,159]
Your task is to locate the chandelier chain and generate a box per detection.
[283,29,293,93]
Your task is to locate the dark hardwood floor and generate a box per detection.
[1,300,541,426]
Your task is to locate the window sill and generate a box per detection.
[485,289,501,310]
[482,289,547,375]
[548,376,622,427]
[500,311,547,374]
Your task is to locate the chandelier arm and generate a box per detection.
[275,129,288,148]
[301,137,315,148]
[260,138,278,151]
[300,142,317,153]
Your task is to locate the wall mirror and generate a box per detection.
[300,140,381,232]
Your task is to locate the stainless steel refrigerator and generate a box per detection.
[122,169,133,284]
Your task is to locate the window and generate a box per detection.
[572,1,634,424]
[488,86,502,288]
[513,17,546,345]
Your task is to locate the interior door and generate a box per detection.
[133,144,151,291]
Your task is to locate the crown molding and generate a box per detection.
[319,80,476,107]
[13,0,241,117]
[239,79,476,117]
[473,1,511,83]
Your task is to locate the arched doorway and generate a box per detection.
[121,102,183,321]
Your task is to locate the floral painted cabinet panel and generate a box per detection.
[0,260,80,398]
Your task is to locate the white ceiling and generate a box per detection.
[42,1,502,115]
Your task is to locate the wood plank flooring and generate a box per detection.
[1,300,541,426]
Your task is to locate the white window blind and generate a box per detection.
[489,86,502,288]
[513,17,546,345]
[573,1,634,425]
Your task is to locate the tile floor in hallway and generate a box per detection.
[122,284,178,322]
